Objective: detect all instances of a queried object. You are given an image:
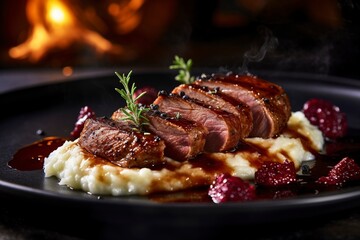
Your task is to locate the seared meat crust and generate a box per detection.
[172,83,253,139]
[195,73,291,138]
[78,117,165,168]
[153,93,243,152]
[112,109,207,161]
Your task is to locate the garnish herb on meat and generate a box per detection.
[169,55,195,84]
[115,70,149,131]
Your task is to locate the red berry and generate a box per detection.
[255,160,297,186]
[316,157,360,186]
[208,173,256,203]
[302,98,348,139]
[70,106,96,138]
[134,86,158,105]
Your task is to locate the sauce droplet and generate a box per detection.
[8,137,66,171]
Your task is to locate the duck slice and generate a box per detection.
[172,83,253,139]
[194,73,291,138]
[78,117,165,168]
[112,109,207,161]
[153,93,243,152]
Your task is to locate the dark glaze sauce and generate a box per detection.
[149,134,360,203]
[8,137,67,171]
[7,131,360,203]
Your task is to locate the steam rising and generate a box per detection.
[240,26,278,73]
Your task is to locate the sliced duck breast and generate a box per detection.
[112,108,207,161]
[78,117,165,168]
[172,83,253,139]
[194,73,291,138]
[153,92,243,152]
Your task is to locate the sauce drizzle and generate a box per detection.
[8,137,66,171]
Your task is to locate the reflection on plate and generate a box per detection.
[0,70,360,229]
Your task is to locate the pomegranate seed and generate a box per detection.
[316,157,360,186]
[208,173,256,203]
[302,98,348,139]
[255,160,297,186]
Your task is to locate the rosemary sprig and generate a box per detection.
[169,55,195,84]
[114,70,149,131]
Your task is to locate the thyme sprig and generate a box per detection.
[169,55,195,84]
[115,70,149,131]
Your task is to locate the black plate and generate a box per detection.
[0,70,360,239]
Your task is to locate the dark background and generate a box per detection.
[1,0,360,79]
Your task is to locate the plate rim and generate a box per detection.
[0,70,360,221]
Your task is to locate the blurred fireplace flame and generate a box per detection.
[108,0,144,34]
[8,0,145,63]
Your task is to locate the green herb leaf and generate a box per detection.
[114,70,149,131]
[169,55,195,84]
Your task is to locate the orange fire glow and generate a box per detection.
[9,0,145,63]
[108,0,144,34]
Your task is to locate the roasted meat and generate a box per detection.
[78,72,292,168]
[195,73,291,138]
[78,117,166,168]
[172,83,253,139]
[112,109,207,161]
[153,92,243,152]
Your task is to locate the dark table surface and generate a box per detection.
[1,69,360,240]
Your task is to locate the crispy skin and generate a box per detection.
[195,74,291,138]
[172,83,253,139]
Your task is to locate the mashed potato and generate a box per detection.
[44,111,324,196]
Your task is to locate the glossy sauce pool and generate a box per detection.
[8,137,67,171]
[7,133,360,203]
